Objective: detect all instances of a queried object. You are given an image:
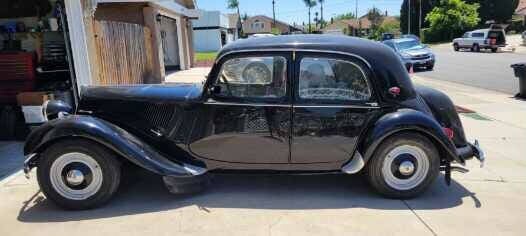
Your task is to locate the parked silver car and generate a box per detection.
[383,38,435,71]
[453,28,506,53]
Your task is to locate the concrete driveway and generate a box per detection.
[1,78,525,235]
[0,142,23,181]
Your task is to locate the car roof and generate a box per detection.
[390,38,418,43]
[216,34,417,100]
[470,29,489,33]
[222,34,381,54]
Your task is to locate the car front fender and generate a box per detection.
[360,109,462,164]
[24,115,206,177]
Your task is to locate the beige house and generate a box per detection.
[324,16,398,37]
[242,15,302,35]
[323,17,372,36]
[65,0,199,90]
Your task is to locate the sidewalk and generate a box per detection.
[412,75,526,129]
[0,76,525,235]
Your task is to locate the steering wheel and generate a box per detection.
[220,74,233,97]
[242,62,271,84]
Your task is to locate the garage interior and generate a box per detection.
[0,0,197,141]
[0,0,75,140]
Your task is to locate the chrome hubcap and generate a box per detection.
[50,152,103,200]
[66,169,85,186]
[399,161,415,176]
[382,145,430,191]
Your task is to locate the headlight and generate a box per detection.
[43,100,73,121]
[400,53,412,59]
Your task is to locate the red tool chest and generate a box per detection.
[0,52,36,105]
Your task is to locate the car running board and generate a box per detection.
[342,152,365,174]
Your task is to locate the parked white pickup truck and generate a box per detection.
[453,28,506,53]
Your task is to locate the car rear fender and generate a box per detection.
[359,109,462,164]
[24,115,206,177]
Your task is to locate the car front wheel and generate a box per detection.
[366,133,440,198]
[37,139,121,210]
[453,44,459,51]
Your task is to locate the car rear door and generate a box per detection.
[189,52,292,164]
[290,52,381,164]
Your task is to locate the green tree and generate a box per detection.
[426,0,480,40]
[367,7,384,29]
[303,0,317,33]
[465,0,520,24]
[227,0,243,35]
[318,0,325,28]
[335,12,356,20]
[370,18,401,40]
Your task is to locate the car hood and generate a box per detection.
[80,83,204,104]
[400,48,433,56]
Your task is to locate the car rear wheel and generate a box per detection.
[366,133,440,198]
[37,139,121,210]
[491,48,498,53]
[472,44,480,52]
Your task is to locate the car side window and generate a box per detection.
[298,57,371,101]
[215,56,287,99]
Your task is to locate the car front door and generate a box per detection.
[189,52,292,164]
[462,33,472,47]
[291,52,380,164]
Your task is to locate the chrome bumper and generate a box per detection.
[471,140,485,168]
[455,139,485,167]
[23,153,38,179]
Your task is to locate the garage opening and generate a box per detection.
[159,16,181,72]
[0,0,76,140]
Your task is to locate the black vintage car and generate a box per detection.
[24,35,484,210]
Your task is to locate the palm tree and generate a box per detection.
[303,0,317,33]
[227,0,242,36]
[318,0,325,29]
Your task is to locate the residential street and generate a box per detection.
[419,35,526,95]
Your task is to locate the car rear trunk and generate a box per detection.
[488,30,506,46]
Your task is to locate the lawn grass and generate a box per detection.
[195,51,218,62]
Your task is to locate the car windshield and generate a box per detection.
[396,40,424,50]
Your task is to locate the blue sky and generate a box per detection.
[196,0,403,25]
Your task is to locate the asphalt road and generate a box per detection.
[418,45,525,95]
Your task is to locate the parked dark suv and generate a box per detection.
[24,35,484,210]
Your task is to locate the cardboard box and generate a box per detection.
[16,92,52,106]
[22,106,46,124]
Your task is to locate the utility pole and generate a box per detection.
[320,0,324,29]
[355,0,358,19]
[272,0,276,25]
[355,0,359,36]
[407,0,411,34]
[419,0,422,35]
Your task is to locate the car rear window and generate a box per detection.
[298,57,371,101]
